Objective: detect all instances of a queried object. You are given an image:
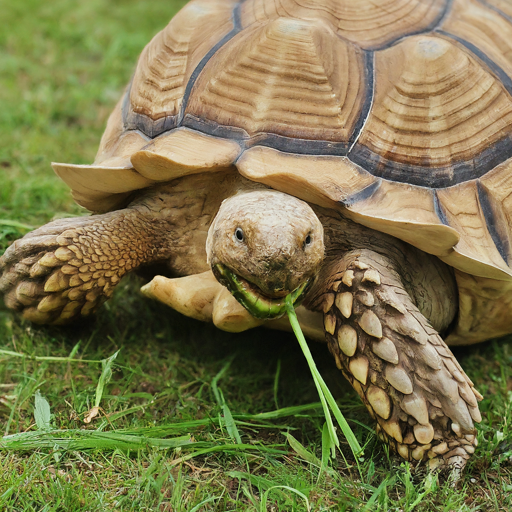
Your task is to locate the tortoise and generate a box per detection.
[5,0,512,472]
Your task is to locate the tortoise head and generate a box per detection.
[206,191,325,319]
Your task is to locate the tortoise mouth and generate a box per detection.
[213,263,311,320]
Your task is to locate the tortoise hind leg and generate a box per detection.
[313,249,482,471]
[0,208,168,325]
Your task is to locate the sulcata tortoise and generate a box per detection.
[4,0,512,472]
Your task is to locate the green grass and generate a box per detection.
[1,0,512,510]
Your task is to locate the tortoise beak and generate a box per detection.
[212,263,312,319]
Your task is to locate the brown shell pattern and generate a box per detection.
[53,0,512,343]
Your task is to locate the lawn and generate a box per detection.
[0,0,511,510]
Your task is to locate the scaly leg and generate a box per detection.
[311,249,482,471]
[0,209,171,325]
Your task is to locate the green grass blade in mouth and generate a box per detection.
[285,295,363,461]
[214,264,309,319]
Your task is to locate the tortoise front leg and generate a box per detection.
[141,271,264,331]
[0,208,169,325]
[313,249,482,471]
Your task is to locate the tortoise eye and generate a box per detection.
[235,227,244,242]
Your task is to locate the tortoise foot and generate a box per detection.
[0,211,149,324]
[142,271,264,332]
[318,250,483,472]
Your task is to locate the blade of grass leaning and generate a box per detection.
[0,348,109,364]
[0,429,194,451]
[285,295,363,459]
[362,477,395,512]
[320,422,333,476]
[84,350,120,423]
[210,360,242,444]
[34,390,51,431]
[286,432,322,467]
[261,485,311,512]
[211,359,232,405]
[0,219,34,230]
[273,359,281,409]
[247,403,322,420]
[189,497,221,512]
[219,388,242,444]
[94,350,119,408]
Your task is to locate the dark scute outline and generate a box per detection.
[182,114,249,144]
[476,0,512,25]
[340,179,381,208]
[122,3,244,139]
[359,0,452,51]
[477,180,510,264]
[125,107,178,139]
[178,3,243,125]
[182,114,350,155]
[350,136,512,188]
[433,0,454,29]
[433,190,450,226]
[347,51,374,150]
[247,135,349,156]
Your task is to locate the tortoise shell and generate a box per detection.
[52,0,512,345]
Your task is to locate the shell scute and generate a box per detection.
[237,146,376,210]
[441,0,512,84]
[184,17,366,145]
[125,0,238,137]
[352,34,512,188]
[241,0,448,50]
[131,128,242,182]
[438,181,512,279]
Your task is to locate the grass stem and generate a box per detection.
[285,295,363,461]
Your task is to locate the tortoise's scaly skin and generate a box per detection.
[306,249,480,471]
[4,0,512,472]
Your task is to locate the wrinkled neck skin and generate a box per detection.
[126,171,267,277]
[305,206,458,334]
